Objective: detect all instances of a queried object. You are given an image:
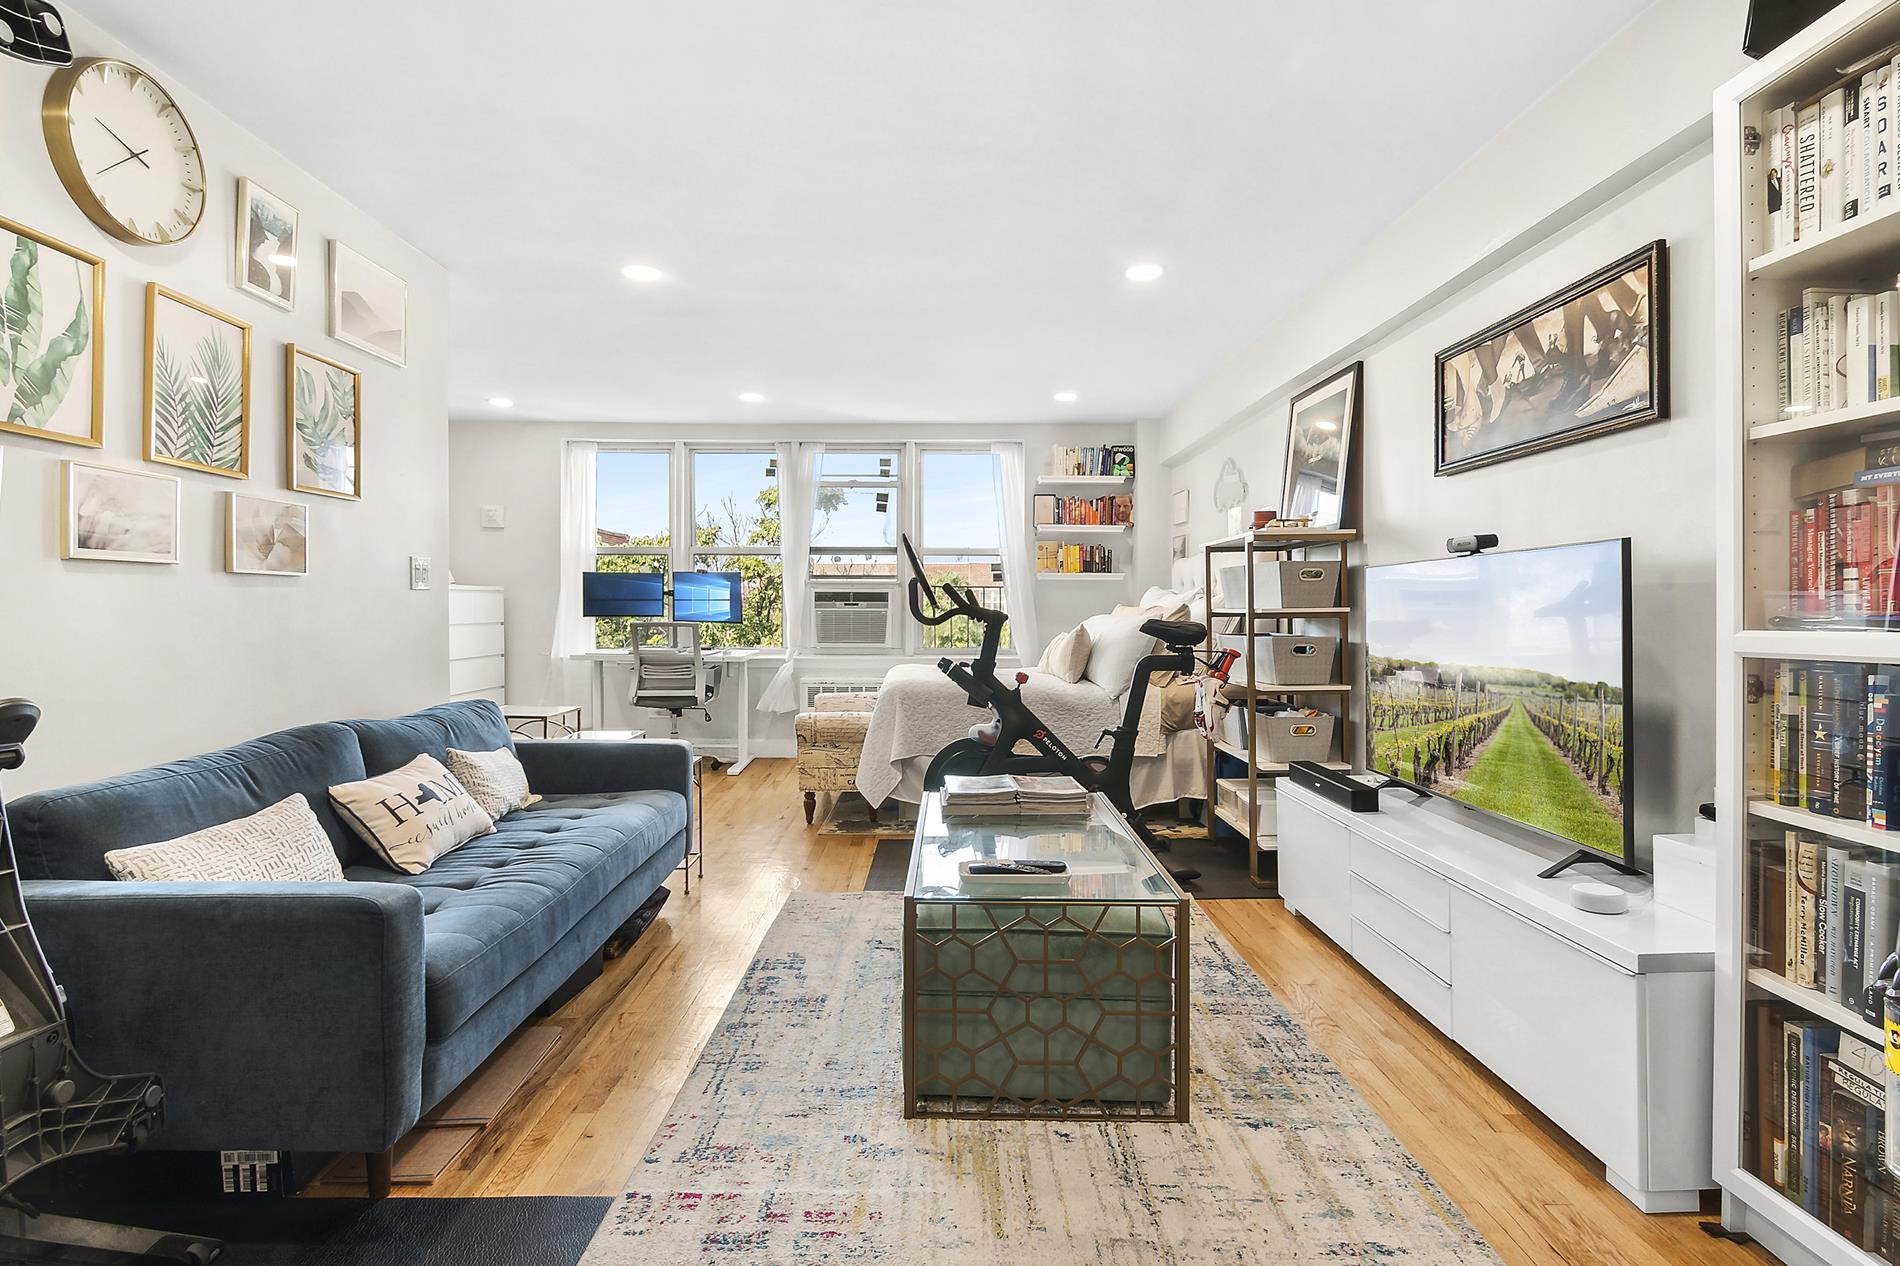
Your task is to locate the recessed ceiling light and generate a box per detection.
[737,392,765,404]
[1123,262,1165,283]
[620,263,667,283]
[1052,391,1078,403]
[487,396,514,408]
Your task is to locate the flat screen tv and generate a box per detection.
[582,570,665,618]
[673,571,744,623]
[1363,538,1635,877]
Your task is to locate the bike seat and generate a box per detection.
[1142,619,1206,646]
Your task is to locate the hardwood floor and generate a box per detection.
[343,759,1770,1266]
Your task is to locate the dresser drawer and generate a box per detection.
[1351,918,1452,1031]
[1350,874,1451,982]
[1349,835,1449,930]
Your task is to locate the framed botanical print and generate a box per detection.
[61,459,180,564]
[0,216,104,448]
[145,283,252,478]
[227,491,309,576]
[1436,239,1668,475]
[1281,362,1361,530]
[234,177,300,310]
[328,241,407,367]
[286,343,361,500]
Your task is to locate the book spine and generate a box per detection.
[1847,80,1866,222]
[1796,834,1822,988]
[1829,847,1849,1000]
[1789,830,1805,979]
[1864,863,1898,1024]
[1792,302,1812,411]
[1871,670,1890,827]
[1787,1022,1807,1201]
[1853,295,1875,409]
[1805,1024,1843,1215]
[1881,294,1895,401]
[1799,102,1824,240]
[1779,308,1793,413]
[1845,860,1872,1017]
[1865,71,1881,217]
[1823,88,1847,233]
[1831,294,1850,412]
[1880,67,1898,208]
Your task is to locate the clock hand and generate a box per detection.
[95,149,152,176]
[95,120,152,169]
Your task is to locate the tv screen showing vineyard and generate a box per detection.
[1365,539,1630,861]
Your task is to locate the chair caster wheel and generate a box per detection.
[704,758,725,772]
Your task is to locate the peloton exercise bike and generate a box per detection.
[904,536,1236,883]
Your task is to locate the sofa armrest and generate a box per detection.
[515,737,693,799]
[24,879,426,1154]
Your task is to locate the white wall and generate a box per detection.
[1162,0,1752,857]
[447,419,1149,753]
[0,8,450,794]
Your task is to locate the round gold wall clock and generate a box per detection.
[42,57,206,246]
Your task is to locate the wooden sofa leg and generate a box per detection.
[367,1148,393,1199]
[804,791,816,824]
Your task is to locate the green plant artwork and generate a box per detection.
[151,327,245,472]
[0,232,94,441]
[292,357,358,496]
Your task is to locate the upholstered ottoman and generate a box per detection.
[795,693,876,823]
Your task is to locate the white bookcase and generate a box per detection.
[1716,6,1900,1262]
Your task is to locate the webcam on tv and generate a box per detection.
[1446,534,1499,557]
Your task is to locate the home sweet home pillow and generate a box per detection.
[103,793,345,883]
[445,746,542,820]
[330,754,496,874]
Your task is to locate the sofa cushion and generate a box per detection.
[103,793,346,883]
[343,700,514,779]
[12,722,369,880]
[344,789,687,1039]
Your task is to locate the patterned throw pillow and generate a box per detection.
[445,746,542,821]
[103,793,345,883]
[329,754,496,874]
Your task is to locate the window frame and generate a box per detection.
[913,444,1006,652]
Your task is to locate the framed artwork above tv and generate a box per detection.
[1435,239,1668,476]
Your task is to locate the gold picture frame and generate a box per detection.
[0,216,104,449]
[286,343,362,501]
[144,283,253,478]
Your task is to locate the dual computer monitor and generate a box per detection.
[581,570,744,623]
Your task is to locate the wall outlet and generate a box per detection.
[480,504,506,529]
[409,556,432,590]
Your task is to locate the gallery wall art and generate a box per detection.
[0,216,103,448]
[61,459,179,564]
[144,283,252,478]
[1436,239,1667,475]
[235,178,300,310]
[1281,361,1360,530]
[328,240,407,367]
[226,491,308,576]
[286,343,361,500]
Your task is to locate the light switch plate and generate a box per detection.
[409,556,432,590]
[480,504,506,529]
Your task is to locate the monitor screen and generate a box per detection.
[582,570,665,618]
[674,571,743,623]
[1364,538,1631,864]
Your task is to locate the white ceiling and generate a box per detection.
[83,1,1654,426]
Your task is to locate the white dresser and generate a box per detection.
[1277,780,1715,1213]
[448,584,506,704]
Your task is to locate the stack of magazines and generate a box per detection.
[942,774,1091,819]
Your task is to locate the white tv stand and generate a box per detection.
[1276,780,1716,1213]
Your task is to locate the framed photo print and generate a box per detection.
[1436,239,1667,476]
[61,460,180,564]
[227,491,309,576]
[1281,361,1361,530]
[234,177,300,310]
[328,241,407,367]
[145,283,252,478]
[287,344,362,500]
[0,216,104,448]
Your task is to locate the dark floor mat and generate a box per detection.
[864,833,1272,899]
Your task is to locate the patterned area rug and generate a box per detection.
[581,892,1501,1265]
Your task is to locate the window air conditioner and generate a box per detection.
[811,589,894,648]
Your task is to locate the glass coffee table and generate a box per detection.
[902,791,1189,1122]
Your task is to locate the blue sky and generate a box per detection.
[596,448,1002,554]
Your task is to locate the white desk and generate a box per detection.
[571,649,763,775]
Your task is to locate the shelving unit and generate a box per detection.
[1201,526,1356,888]
[1034,449,1134,580]
[1032,523,1128,535]
[1715,7,1900,1263]
[1035,474,1132,488]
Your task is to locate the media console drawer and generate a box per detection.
[1348,835,1449,930]
[1350,918,1452,1031]
[1350,874,1451,982]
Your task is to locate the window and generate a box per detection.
[594,449,670,650]
[690,450,782,648]
[810,449,899,579]
[919,449,1005,650]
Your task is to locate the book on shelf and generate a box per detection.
[1049,444,1134,478]
[1035,541,1115,574]
[1032,493,1133,526]
[1765,54,1900,253]
[1779,482,1900,620]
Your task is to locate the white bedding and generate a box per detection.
[854,663,1197,808]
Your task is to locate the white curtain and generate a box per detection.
[993,441,1040,662]
[549,441,598,690]
[761,441,819,712]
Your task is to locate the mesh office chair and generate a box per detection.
[628,623,723,753]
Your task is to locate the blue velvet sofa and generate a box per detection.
[12,700,689,1192]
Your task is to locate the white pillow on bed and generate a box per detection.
[1082,611,1162,698]
[1036,623,1093,683]
[1140,584,1207,622]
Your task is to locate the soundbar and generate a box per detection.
[1287,760,1381,812]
